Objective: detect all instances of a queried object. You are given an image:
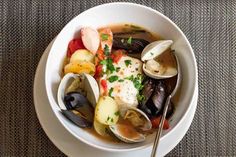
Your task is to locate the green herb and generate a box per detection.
[125,75,134,81]
[101,33,109,41]
[107,116,110,121]
[127,37,132,45]
[124,60,132,67]
[108,75,119,83]
[116,67,121,72]
[106,58,115,74]
[137,93,145,102]
[150,52,154,55]
[125,74,144,91]
[109,87,114,97]
[111,118,114,122]
[100,60,107,65]
[133,79,144,90]
[104,44,110,56]
[114,111,120,116]
[133,74,144,91]
[118,79,124,82]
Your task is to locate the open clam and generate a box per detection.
[57,73,99,128]
[141,40,178,79]
[109,107,152,143]
[57,73,99,108]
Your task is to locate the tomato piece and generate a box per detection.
[101,79,108,91]
[94,65,103,79]
[111,50,124,63]
[151,116,170,130]
[67,38,85,57]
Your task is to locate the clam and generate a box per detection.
[109,107,152,143]
[57,73,99,128]
[57,73,99,108]
[141,40,178,79]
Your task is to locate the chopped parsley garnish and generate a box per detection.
[106,116,114,123]
[133,79,144,90]
[125,75,134,81]
[114,111,120,116]
[150,52,154,55]
[137,93,145,102]
[100,60,107,65]
[101,58,115,74]
[106,58,115,74]
[125,74,144,91]
[118,79,124,82]
[127,37,132,45]
[124,60,132,67]
[109,87,114,97]
[116,67,121,72]
[108,75,119,83]
[101,33,109,41]
[104,44,110,56]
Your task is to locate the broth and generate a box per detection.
[63,24,181,143]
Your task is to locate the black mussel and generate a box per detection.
[63,92,94,128]
[140,78,155,106]
[64,92,90,110]
[151,81,167,115]
[61,110,93,128]
[166,101,175,119]
[138,78,155,117]
[113,37,149,53]
[113,30,147,36]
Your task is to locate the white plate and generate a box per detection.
[33,40,198,157]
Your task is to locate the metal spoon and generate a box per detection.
[151,52,181,157]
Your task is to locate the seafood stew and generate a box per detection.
[57,24,178,143]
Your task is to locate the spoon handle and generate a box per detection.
[151,95,172,157]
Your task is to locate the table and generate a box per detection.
[1,0,236,156]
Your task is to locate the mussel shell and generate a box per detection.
[64,92,89,110]
[113,30,147,36]
[61,110,93,128]
[113,37,149,53]
[138,80,167,117]
[151,81,167,115]
[138,78,155,117]
[140,78,155,106]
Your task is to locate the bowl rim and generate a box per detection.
[45,2,198,152]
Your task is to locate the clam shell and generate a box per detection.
[141,40,178,79]
[57,73,80,110]
[143,59,177,79]
[141,40,173,61]
[108,107,152,143]
[83,73,99,107]
[109,125,145,143]
[57,73,99,109]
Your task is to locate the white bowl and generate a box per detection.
[45,2,198,152]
